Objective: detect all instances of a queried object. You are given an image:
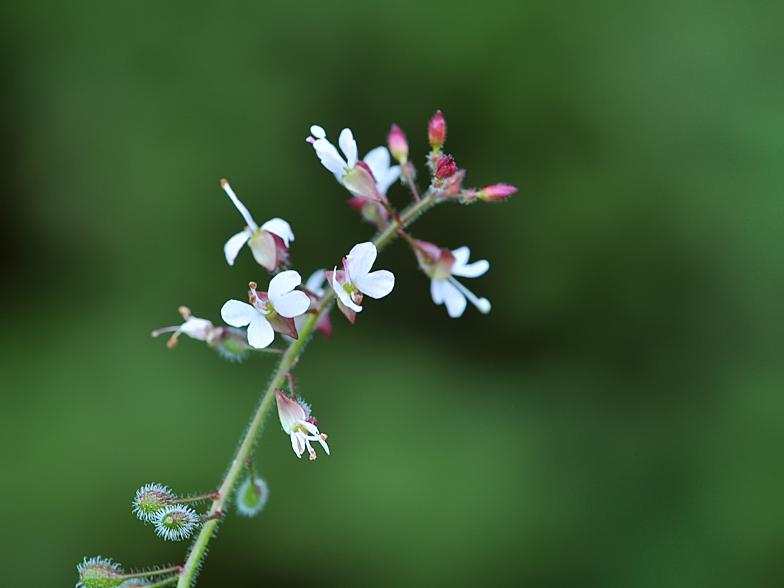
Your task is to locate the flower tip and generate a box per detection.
[428,110,446,150]
[476,298,492,314]
[388,124,408,163]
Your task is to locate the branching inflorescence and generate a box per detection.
[78,111,516,588]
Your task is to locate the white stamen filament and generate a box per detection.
[448,277,491,314]
[222,180,258,231]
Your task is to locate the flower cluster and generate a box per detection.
[83,110,516,588]
[309,111,514,317]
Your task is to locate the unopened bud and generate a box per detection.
[133,484,174,522]
[154,504,199,541]
[479,184,517,201]
[236,476,269,517]
[388,124,408,163]
[77,557,126,588]
[428,110,446,150]
[435,156,457,180]
[212,326,253,362]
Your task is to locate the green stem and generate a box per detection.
[177,193,435,588]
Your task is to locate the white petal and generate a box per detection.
[260,218,294,248]
[221,300,258,327]
[247,316,275,349]
[451,246,471,267]
[363,146,391,179]
[431,279,446,304]
[274,290,310,318]
[339,128,357,169]
[356,270,394,299]
[441,280,468,318]
[452,258,489,278]
[331,269,362,312]
[180,318,213,340]
[305,270,326,296]
[317,434,330,455]
[300,420,320,436]
[268,270,302,303]
[224,231,250,266]
[310,125,326,139]
[313,138,347,175]
[376,165,401,195]
[346,242,377,282]
[291,433,305,457]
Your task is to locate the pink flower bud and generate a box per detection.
[428,110,446,150]
[479,184,517,201]
[435,155,456,180]
[388,124,408,163]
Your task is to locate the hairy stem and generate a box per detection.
[177,193,435,588]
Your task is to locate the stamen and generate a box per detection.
[151,326,180,337]
[448,277,491,314]
[221,179,258,231]
[178,306,192,320]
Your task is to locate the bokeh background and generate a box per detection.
[2,1,783,586]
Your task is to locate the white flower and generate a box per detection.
[425,245,491,318]
[275,389,329,460]
[308,126,400,195]
[151,306,217,347]
[330,242,395,313]
[221,180,295,271]
[221,270,310,349]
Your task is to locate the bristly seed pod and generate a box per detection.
[77,557,126,588]
[133,484,175,522]
[154,504,199,541]
[236,476,269,517]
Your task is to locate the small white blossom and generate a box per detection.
[275,389,329,460]
[152,307,218,348]
[222,180,295,271]
[308,126,400,195]
[330,242,395,313]
[221,271,310,349]
[430,246,491,318]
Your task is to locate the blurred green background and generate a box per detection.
[1,0,783,586]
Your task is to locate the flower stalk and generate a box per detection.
[176,192,436,588]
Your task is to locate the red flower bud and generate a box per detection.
[428,110,446,150]
[388,124,408,163]
[435,155,456,180]
[479,184,517,201]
